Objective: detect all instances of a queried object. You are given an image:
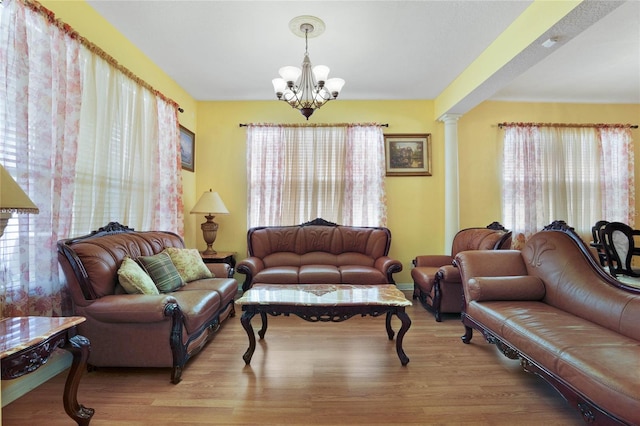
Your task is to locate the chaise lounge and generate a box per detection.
[455,221,640,425]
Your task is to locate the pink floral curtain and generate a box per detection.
[502,123,634,244]
[0,0,81,316]
[0,0,182,316]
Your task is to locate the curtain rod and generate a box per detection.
[22,0,180,110]
[239,123,389,128]
[498,122,638,129]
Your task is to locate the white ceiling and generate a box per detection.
[86,0,640,114]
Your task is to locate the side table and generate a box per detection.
[0,316,94,425]
[200,251,236,269]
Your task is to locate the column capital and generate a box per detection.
[438,113,463,124]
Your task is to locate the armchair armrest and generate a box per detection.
[82,294,179,323]
[413,255,454,268]
[467,276,546,302]
[374,256,403,284]
[236,256,265,291]
[438,264,461,283]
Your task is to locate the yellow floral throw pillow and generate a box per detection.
[163,247,213,283]
[117,256,160,295]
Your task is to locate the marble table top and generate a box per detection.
[0,316,86,358]
[236,284,412,307]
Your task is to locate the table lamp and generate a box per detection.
[1,164,39,238]
[190,189,229,255]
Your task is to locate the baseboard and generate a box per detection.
[397,282,413,292]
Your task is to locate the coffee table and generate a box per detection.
[235,284,412,365]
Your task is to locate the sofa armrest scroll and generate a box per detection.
[438,264,461,282]
[374,256,403,284]
[467,276,546,302]
[82,294,179,323]
[237,257,265,291]
[206,263,233,278]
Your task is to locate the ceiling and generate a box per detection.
[86,1,640,115]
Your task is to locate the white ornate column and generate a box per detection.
[439,114,462,252]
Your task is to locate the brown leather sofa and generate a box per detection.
[411,222,512,321]
[236,218,403,291]
[455,221,640,425]
[57,222,237,384]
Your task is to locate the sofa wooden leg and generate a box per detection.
[461,325,473,343]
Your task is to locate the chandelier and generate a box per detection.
[272,16,345,120]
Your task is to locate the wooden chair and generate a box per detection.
[591,220,609,267]
[601,221,640,277]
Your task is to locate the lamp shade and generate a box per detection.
[0,164,39,214]
[190,189,229,215]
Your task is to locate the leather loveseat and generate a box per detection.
[455,221,640,425]
[57,222,237,383]
[236,218,403,291]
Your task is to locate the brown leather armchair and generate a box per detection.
[411,222,512,321]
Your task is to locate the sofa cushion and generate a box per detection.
[254,266,300,284]
[117,257,159,295]
[339,265,387,284]
[163,247,213,282]
[179,277,238,306]
[138,252,184,293]
[298,265,341,283]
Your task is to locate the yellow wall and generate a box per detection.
[196,100,442,285]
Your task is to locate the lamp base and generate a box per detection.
[200,215,219,255]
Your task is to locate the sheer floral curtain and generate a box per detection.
[246,123,386,228]
[0,0,182,316]
[502,123,634,243]
[0,0,81,316]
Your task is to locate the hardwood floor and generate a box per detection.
[2,291,583,425]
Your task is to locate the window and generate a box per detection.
[501,124,634,238]
[246,124,387,228]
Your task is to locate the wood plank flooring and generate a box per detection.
[2,291,583,425]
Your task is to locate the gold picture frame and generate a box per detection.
[384,133,432,176]
[180,125,195,172]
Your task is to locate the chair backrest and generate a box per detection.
[591,220,609,266]
[450,222,512,257]
[602,221,640,277]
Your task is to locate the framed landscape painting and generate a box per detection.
[180,125,195,172]
[384,133,432,176]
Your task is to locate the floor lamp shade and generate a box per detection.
[190,189,229,255]
[1,165,39,238]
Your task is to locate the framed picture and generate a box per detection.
[179,125,195,172]
[384,133,432,176]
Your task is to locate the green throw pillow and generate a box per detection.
[163,247,213,283]
[117,256,159,295]
[137,252,184,293]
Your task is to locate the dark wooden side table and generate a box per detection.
[0,316,94,425]
[200,251,237,269]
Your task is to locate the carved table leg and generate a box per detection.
[258,311,268,339]
[385,311,395,340]
[63,335,94,426]
[241,310,257,365]
[395,309,411,366]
